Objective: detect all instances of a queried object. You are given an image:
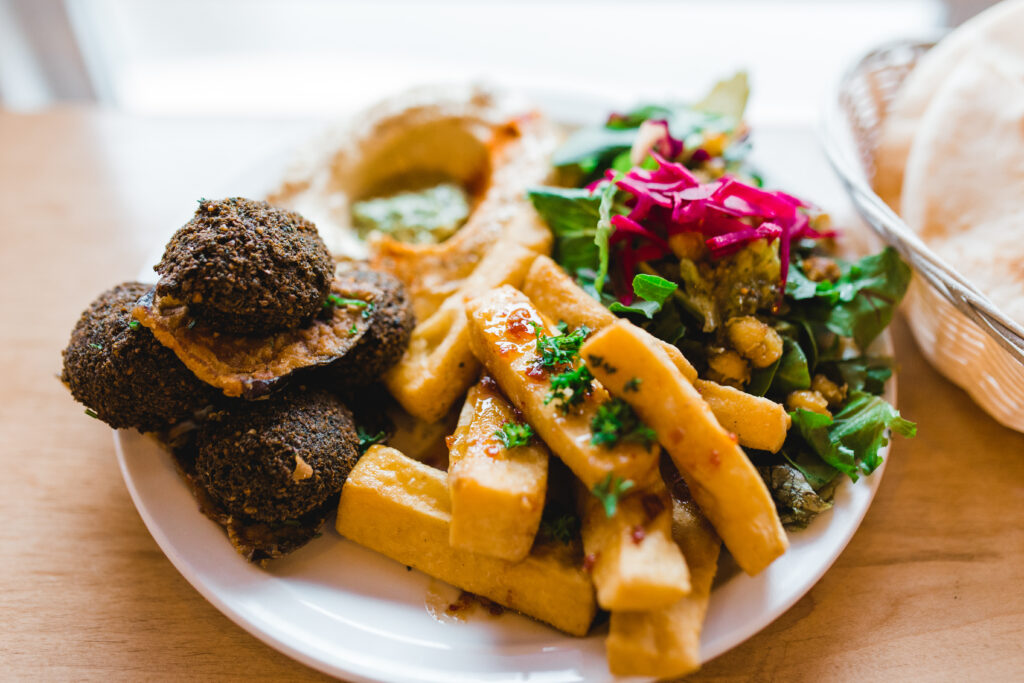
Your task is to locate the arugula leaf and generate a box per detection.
[551,126,638,168]
[527,187,602,275]
[771,337,811,394]
[693,71,750,120]
[594,180,618,295]
[786,247,912,350]
[791,390,916,481]
[747,355,781,397]
[609,274,678,319]
[827,356,894,395]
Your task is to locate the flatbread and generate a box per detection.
[874,0,1024,210]
[900,51,1024,323]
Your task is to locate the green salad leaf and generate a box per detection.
[609,274,678,319]
[787,247,912,350]
[791,390,916,481]
[527,187,603,275]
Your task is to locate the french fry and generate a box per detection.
[524,255,698,381]
[523,255,790,452]
[606,481,721,678]
[693,379,791,453]
[336,445,596,636]
[465,286,660,490]
[448,376,549,561]
[384,243,538,422]
[578,477,690,611]
[581,320,788,575]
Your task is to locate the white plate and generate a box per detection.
[116,117,894,682]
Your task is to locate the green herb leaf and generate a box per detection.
[128,320,140,330]
[495,421,534,449]
[84,408,99,419]
[623,377,642,392]
[591,473,636,518]
[533,322,590,368]
[356,426,387,454]
[590,398,656,449]
[539,512,579,545]
[89,343,103,350]
[324,294,370,311]
[545,364,594,414]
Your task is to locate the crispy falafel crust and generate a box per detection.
[134,278,372,400]
[61,282,216,432]
[327,262,414,386]
[155,198,334,335]
[195,388,359,522]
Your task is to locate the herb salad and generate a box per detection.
[528,74,915,527]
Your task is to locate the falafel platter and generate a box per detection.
[61,80,914,680]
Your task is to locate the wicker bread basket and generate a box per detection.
[822,39,1024,432]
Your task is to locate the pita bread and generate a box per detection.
[900,51,1024,323]
[873,0,1024,209]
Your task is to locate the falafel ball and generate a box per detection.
[326,263,415,387]
[61,282,217,432]
[155,198,334,335]
[195,387,359,521]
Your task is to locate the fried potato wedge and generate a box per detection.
[578,478,690,611]
[336,445,595,636]
[524,255,697,382]
[384,243,538,422]
[581,320,788,575]
[465,286,660,490]
[693,379,791,453]
[448,376,549,561]
[524,255,790,452]
[607,481,721,678]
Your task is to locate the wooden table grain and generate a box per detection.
[1,107,1021,682]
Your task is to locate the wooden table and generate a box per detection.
[2,107,1021,681]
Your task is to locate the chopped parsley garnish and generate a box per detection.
[495,421,534,449]
[349,323,358,335]
[590,398,656,449]
[186,318,197,330]
[84,408,99,419]
[545,364,594,413]
[362,302,376,319]
[532,321,591,368]
[128,320,140,330]
[356,426,387,454]
[623,377,642,392]
[591,473,635,517]
[587,354,617,374]
[89,343,103,350]
[324,294,370,311]
[539,512,579,544]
